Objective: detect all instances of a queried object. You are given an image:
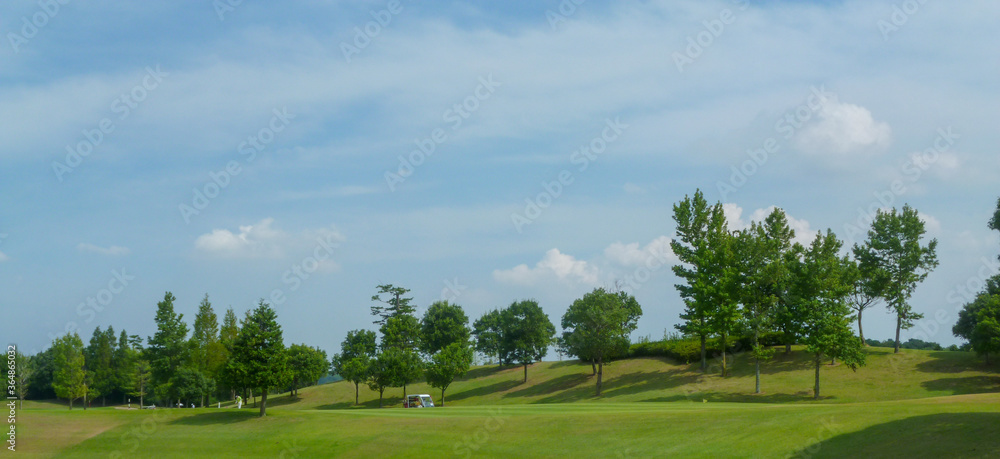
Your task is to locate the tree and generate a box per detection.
[561,288,642,395]
[855,205,938,353]
[84,326,116,406]
[473,309,504,366]
[112,330,140,404]
[790,231,867,399]
[380,314,422,353]
[671,189,729,372]
[425,342,474,406]
[146,292,190,402]
[26,346,55,400]
[392,349,424,396]
[842,256,885,345]
[371,284,416,326]
[13,351,31,410]
[500,300,555,383]
[332,329,377,405]
[170,367,215,407]
[955,292,1000,364]
[189,295,226,406]
[225,300,290,417]
[287,344,329,396]
[420,301,471,355]
[220,307,240,348]
[132,359,151,407]
[367,348,401,408]
[51,333,86,409]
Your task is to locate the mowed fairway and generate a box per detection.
[15,347,1000,457]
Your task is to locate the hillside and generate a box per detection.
[269,346,999,410]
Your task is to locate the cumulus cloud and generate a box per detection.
[77,243,130,256]
[795,98,891,155]
[918,211,942,234]
[604,236,675,267]
[194,217,344,262]
[494,248,600,287]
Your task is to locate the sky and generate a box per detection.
[2,0,999,357]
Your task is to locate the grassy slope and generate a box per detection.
[15,347,1000,458]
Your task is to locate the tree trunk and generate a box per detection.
[720,334,728,377]
[102,396,106,407]
[84,392,88,411]
[140,392,143,407]
[596,358,604,396]
[403,383,407,397]
[591,360,596,376]
[378,388,384,408]
[894,315,902,354]
[700,334,707,372]
[858,309,866,345]
[754,329,761,394]
[441,388,446,407]
[814,353,821,400]
[69,397,73,410]
[354,382,359,405]
[785,343,791,354]
[259,391,267,417]
[523,363,528,383]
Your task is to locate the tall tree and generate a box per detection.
[561,288,642,395]
[855,205,939,353]
[132,359,151,407]
[425,342,474,406]
[225,300,290,417]
[171,367,215,407]
[112,330,139,404]
[790,231,867,399]
[26,346,56,400]
[367,348,400,408]
[500,300,555,383]
[189,294,226,406]
[51,333,86,409]
[286,344,329,396]
[332,329,377,405]
[370,284,416,326]
[84,326,116,406]
[380,315,422,353]
[842,256,885,345]
[146,292,190,402]
[420,301,471,355]
[472,309,504,366]
[13,351,31,410]
[671,189,729,372]
[220,307,240,348]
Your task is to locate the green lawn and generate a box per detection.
[14,347,1000,457]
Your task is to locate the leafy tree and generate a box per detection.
[51,332,86,409]
[957,293,1000,364]
[13,351,31,410]
[332,329,377,405]
[189,294,227,405]
[790,231,867,399]
[225,300,290,417]
[855,205,939,353]
[26,346,55,400]
[287,344,329,396]
[425,342,473,406]
[84,326,116,406]
[380,314,422,353]
[392,349,424,396]
[500,300,555,383]
[842,256,885,345]
[473,309,504,366]
[146,292,190,402]
[132,359,151,407]
[561,288,642,395]
[170,367,216,407]
[220,307,240,348]
[112,330,139,404]
[671,189,729,372]
[420,301,471,355]
[371,284,416,326]
[367,348,401,408]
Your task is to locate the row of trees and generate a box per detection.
[953,198,1000,362]
[671,190,937,398]
[20,294,328,417]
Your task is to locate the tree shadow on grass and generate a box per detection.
[502,373,592,401]
[921,376,1000,395]
[168,411,258,425]
[792,413,1000,458]
[643,390,830,403]
[446,379,522,402]
[914,351,997,374]
[597,369,699,399]
[315,398,383,410]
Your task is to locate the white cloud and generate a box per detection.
[623,182,646,194]
[795,98,891,155]
[194,218,344,262]
[604,236,675,267]
[494,248,600,287]
[77,243,130,256]
[918,211,942,234]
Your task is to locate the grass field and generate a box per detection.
[14,346,1000,457]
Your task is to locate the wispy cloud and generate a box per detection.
[77,243,131,256]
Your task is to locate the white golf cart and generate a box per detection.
[403,394,435,408]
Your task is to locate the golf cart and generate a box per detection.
[403,394,435,408]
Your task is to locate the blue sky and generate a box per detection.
[3,0,998,356]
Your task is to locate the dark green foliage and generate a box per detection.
[332,329,377,405]
[84,326,116,406]
[224,299,290,417]
[170,367,215,406]
[420,301,471,355]
[371,284,416,326]
[500,300,555,383]
[146,292,190,403]
[561,288,642,395]
[51,332,86,409]
[473,309,505,366]
[286,344,329,396]
[425,342,474,406]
